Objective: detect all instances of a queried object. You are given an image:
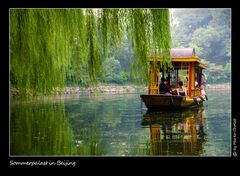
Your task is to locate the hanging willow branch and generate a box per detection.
[10,8,172,99]
[150,9,172,71]
[126,9,151,82]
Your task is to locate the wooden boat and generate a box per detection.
[140,48,208,111]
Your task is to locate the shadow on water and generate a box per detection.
[141,107,207,156]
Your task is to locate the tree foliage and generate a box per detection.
[171,8,231,83]
[10,9,171,98]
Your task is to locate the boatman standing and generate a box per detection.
[201,72,207,86]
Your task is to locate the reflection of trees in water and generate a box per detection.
[74,125,107,155]
[10,101,107,156]
[10,102,74,155]
[66,94,138,155]
[141,108,207,155]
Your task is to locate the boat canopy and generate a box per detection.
[147,48,206,69]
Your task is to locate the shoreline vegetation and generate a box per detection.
[60,83,231,95]
[10,83,231,102]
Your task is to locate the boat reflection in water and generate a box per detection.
[141,107,207,156]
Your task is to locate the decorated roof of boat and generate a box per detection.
[147,48,207,68]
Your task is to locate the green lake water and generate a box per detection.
[10,88,231,156]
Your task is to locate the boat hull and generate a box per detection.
[140,94,204,111]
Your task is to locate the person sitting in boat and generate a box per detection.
[177,81,187,96]
[159,78,171,94]
[159,77,165,94]
[164,79,171,93]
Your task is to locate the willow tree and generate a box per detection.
[10,8,171,98]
